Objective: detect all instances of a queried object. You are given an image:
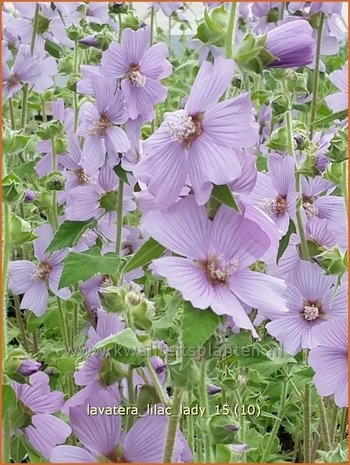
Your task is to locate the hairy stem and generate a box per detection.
[286,109,310,260]
[116,178,124,257]
[225,1,239,58]
[261,379,288,462]
[9,98,16,130]
[199,360,213,462]
[309,12,325,139]
[163,387,184,462]
[318,397,332,451]
[57,297,69,351]
[145,357,169,406]
[303,383,312,462]
[150,7,155,46]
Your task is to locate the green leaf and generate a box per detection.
[94,328,147,364]
[59,247,120,288]
[10,214,38,246]
[123,238,165,273]
[45,39,62,58]
[211,184,240,211]
[2,385,18,418]
[277,220,296,263]
[114,163,130,184]
[46,219,97,253]
[182,301,219,348]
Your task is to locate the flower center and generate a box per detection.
[301,301,323,321]
[6,73,20,89]
[88,113,113,137]
[205,254,239,286]
[33,261,51,281]
[127,64,146,87]
[303,197,319,219]
[257,195,287,216]
[74,168,90,185]
[167,112,202,145]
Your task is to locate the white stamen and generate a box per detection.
[32,262,51,281]
[127,70,146,87]
[303,202,319,219]
[88,115,112,137]
[257,198,278,216]
[166,112,198,143]
[303,304,319,321]
[207,254,239,285]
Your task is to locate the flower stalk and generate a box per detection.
[225,1,239,58]
[303,383,312,462]
[163,387,184,462]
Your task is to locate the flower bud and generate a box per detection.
[2,172,24,204]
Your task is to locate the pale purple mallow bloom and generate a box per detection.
[78,77,130,174]
[208,384,222,395]
[80,275,113,312]
[301,176,347,248]
[229,149,257,196]
[77,65,105,96]
[268,218,336,279]
[244,154,297,235]
[135,58,258,207]
[2,45,55,101]
[18,359,41,376]
[143,196,287,336]
[250,2,283,33]
[101,27,172,120]
[72,229,98,253]
[65,163,136,221]
[296,129,335,173]
[9,224,71,316]
[308,318,348,407]
[308,2,343,16]
[13,372,71,459]
[325,61,348,112]
[266,261,347,355]
[265,20,315,68]
[150,2,183,16]
[53,395,192,463]
[11,3,74,53]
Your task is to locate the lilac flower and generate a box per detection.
[208,384,222,395]
[9,224,71,316]
[54,394,191,462]
[78,77,130,174]
[135,58,258,207]
[301,176,347,248]
[325,61,348,112]
[101,27,172,120]
[244,154,297,235]
[65,162,135,222]
[265,20,315,68]
[308,318,348,407]
[143,196,287,336]
[266,261,347,355]
[18,359,41,376]
[13,372,71,458]
[150,2,183,16]
[308,2,343,16]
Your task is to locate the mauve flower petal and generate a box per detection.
[105,126,131,155]
[49,265,71,300]
[329,285,348,319]
[35,151,53,178]
[34,224,53,262]
[209,206,271,266]
[289,261,334,303]
[248,172,278,205]
[152,257,214,309]
[74,354,103,386]
[142,196,210,260]
[329,61,348,93]
[80,135,106,175]
[266,316,307,355]
[139,42,171,79]
[70,402,121,457]
[211,286,257,336]
[121,27,149,64]
[268,154,295,196]
[21,280,49,316]
[185,57,235,114]
[325,92,348,112]
[101,42,129,77]
[9,260,36,294]
[231,269,287,317]
[51,445,97,463]
[65,186,102,221]
[91,76,118,115]
[202,93,258,148]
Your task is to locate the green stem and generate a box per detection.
[20,84,29,128]
[342,161,348,217]
[51,136,58,230]
[163,387,184,462]
[126,366,135,429]
[2,203,11,360]
[309,12,325,139]
[57,298,69,351]
[40,95,47,123]
[150,7,155,46]
[73,40,80,132]
[9,98,16,130]
[279,2,285,20]
[328,400,339,448]
[225,1,239,58]
[286,110,310,260]
[199,360,212,462]
[32,330,39,354]
[261,380,288,462]
[115,178,124,256]
[318,397,331,451]
[3,411,11,462]
[187,391,194,455]
[14,295,29,351]
[145,358,169,406]
[303,383,312,463]
[338,407,348,441]
[118,14,123,42]
[30,4,40,55]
